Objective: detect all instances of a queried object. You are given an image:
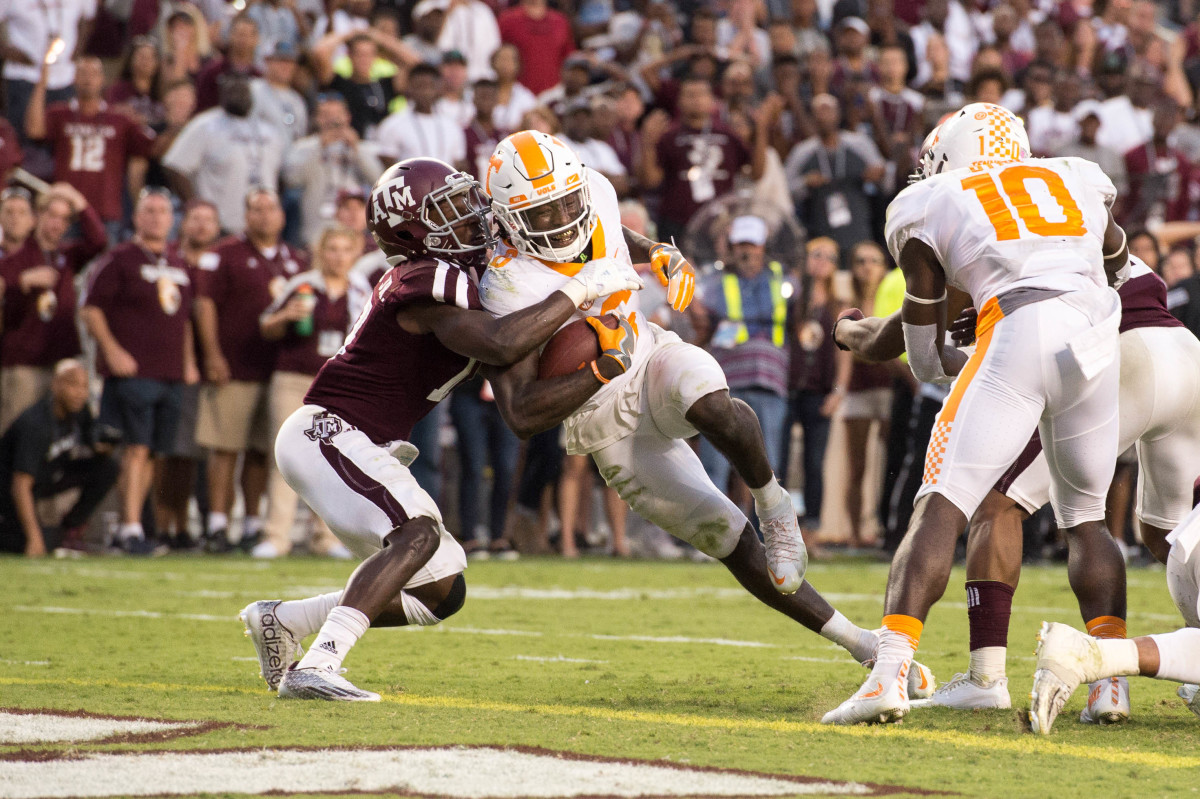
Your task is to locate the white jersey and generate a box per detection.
[885,156,1117,308]
[480,168,662,453]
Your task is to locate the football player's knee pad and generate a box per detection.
[1166,546,1200,629]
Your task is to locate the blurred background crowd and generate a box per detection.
[2,0,1200,564]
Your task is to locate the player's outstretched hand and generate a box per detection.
[564,257,644,306]
[586,314,636,373]
[649,242,696,312]
[948,306,978,347]
[832,307,864,351]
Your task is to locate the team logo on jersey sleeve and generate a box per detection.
[304,411,343,442]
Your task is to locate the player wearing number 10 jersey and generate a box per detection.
[824,104,1133,725]
[238,157,642,702]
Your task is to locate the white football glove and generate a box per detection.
[559,257,644,307]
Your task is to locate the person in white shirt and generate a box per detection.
[162,75,286,234]
[0,0,97,139]
[437,0,502,82]
[252,41,308,145]
[491,44,536,133]
[434,50,476,129]
[284,95,384,245]
[558,98,628,196]
[372,63,467,169]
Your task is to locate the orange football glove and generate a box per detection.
[649,242,696,312]
[585,315,636,373]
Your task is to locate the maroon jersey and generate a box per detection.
[0,117,23,178]
[654,121,749,228]
[82,241,194,381]
[266,270,371,376]
[0,207,107,368]
[44,101,156,222]
[196,235,307,382]
[1118,262,1185,335]
[1121,142,1191,226]
[305,260,481,444]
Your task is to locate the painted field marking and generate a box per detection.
[514,655,609,664]
[0,746,890,799]
[0,710,202,745]
[0,660,49,667]
[0,676,1195,770]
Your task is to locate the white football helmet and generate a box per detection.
[485,130,596,263]
[926,103,1030,175]
[911,124,944,183]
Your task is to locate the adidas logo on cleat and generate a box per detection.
[318,640,338,655]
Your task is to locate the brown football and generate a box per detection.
[537,314,618,380]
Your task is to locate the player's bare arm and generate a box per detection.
[398,292,578,366]
[1102,208,1130,286]
[899,238,966,383]
[834,287,972,362]
[486,316,636,438]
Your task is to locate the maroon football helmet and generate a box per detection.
[367,157,495,270]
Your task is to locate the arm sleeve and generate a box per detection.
[126,119,156,159]
[194,250,223,300]
[81,252,119,309]
[161,116,206,177]
[71,206,109,265]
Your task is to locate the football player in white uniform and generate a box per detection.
[479,130,937,690]
[823,104,1132,725]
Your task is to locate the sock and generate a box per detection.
[275,591,343,639]
[297,605,370,671]
[118,523,144,542]
[1094,638,1140,680]
[1086,615,1127,640]
[1149,628,1200,683]
[750,478,789,515]
[820,610,877,663]
[966,580,1013,683]
[208,512,229,534]
[878,614,922,664]
[243,515,264,537]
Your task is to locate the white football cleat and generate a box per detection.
[1177,684,1200,718]
[239,600,304,691]
[1029,622,1104,735]
[1079,676,1130,725]
[916,672,1010,710]
[759,501,807,594]
[907,660,937,700]
[277,663,380,702]
[823,660,910,725]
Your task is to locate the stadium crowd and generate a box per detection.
[1,0,1199,562]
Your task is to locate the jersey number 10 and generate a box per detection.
[961,165,1087,241]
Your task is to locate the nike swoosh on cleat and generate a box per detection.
[918,670,929,691]
[860,681,885,700]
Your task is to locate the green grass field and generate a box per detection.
[1,555,1196,798]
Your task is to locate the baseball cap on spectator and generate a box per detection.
[564,54,592,71]
[266,41,299,61]
[336,187,369,206]
[565,97,592,116]
[838,17,870,36]
[728,215,768,246]
[1072,99,1103,123]
[1097,50,1128,75]
[412,0,450,18]
[442,50,467,65]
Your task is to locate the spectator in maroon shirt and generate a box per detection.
[80,189,197,555]
[157,199,221,549]
[1122,98,1193,228]
[25,56,156,233]
[194,187,306,552]
[498,0,575,96]
[194,14,262,113]
[638,76,766,244]
[0,118,23,184]
[106,37,165,129]
[257,225,370,559]
[0,187,34,257]
[0,183,106,431]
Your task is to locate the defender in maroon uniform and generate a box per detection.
[238,158,642,700]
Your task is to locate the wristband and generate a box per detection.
[590,359,610,384]
[904,290,947,305]
[559,279,590,307]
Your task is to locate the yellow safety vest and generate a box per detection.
[722,261,788,347]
